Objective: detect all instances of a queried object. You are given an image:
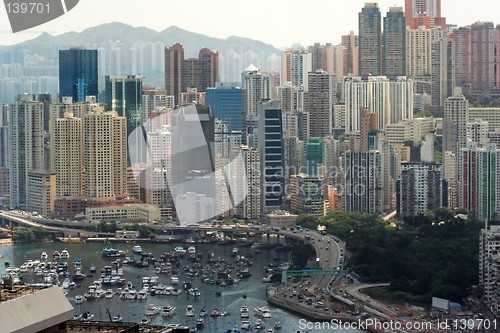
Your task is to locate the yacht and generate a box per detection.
[104,289,114,298]
[240,306,249,318]
[240,320,251,330]
[196,318,204,329]
[112,314,123,323]
[81,312,94,321]
[52,251,60,260]
[210,307,220,317]
[161,305,176,317]
[132,245,142,254]
[186,305,195,317]
[60,249,70,260]
[254,319,265,330]
[101,248,125,257]
[254,306,272,318]
[145,304,161,316]
[170,276,179,285]
[174,246,187,255]
[188,287,201,297]
[40,251,48,261]
[137,289,148,300]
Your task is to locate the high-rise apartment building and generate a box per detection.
[53,112,82,199]
[242,65,272,117]
[358,3,382,77]
[383,7,406,78]
[235,146,261,220]
[308,43,334,73]
[258,100,283,213]
[305,69,336,138]
[341,31,359,76]
[480,225,500,316]
[59,48,98,102]
[290,173,325,217]
[443,88,469,155]
[281,49,312,91]
[404,0,445,29]
[396,162,446,218]
[145,126,174,220]
[83,107,128,202]
[9,95,45,210]
[142,89,174,124]
[344,76,413,132]
[164,44,219,105]
[171,104,215,223]
[342,150,383,214]
[459,143,500,222]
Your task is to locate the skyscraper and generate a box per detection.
[344,76,413,132]
[396,162,446,218]
[305,137,324,177]
[104,75,143,139]
[258,100,283,213]
[358,3,382,77]
[281,49,313,90]
[59,48,98,102]
[459,143,500,222]
[342,150,383,214]
[305,69,336,138]
[308,43,335,73]
[341,31,359,76]
[443,88,469,155]
[164,44,219,106]
[206,82,245,132]
[53,112,83,199]
[383,7,406,78]
[83,107,128,202]
[171,104,215,222]
[404,0,445,29]
[9,95,45,209]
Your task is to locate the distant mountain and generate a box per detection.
[1,22,280,58]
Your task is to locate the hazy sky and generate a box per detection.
[1,0,499,48]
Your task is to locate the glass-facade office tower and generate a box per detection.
[59,49,98,102]
[359,3,382,77]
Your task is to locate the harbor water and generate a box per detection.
[0,241,364,332]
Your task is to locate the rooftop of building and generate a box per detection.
[265,210,298,217]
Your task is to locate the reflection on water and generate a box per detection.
[0,241,363,332]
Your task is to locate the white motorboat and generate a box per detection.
[189,287,201,297]
[74,295,84,304]
[161,305,176,317]
[254,319,265,330]
[171,276,179,285]
[186,305,195,317]
[60,249,70,260]
[145,304,160,316]
[174,246,186,254]
[40,251,48,261]
[187,246,196,255]
[254,306,272,318]
[240,305,249,318]
[132,245,142,254]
